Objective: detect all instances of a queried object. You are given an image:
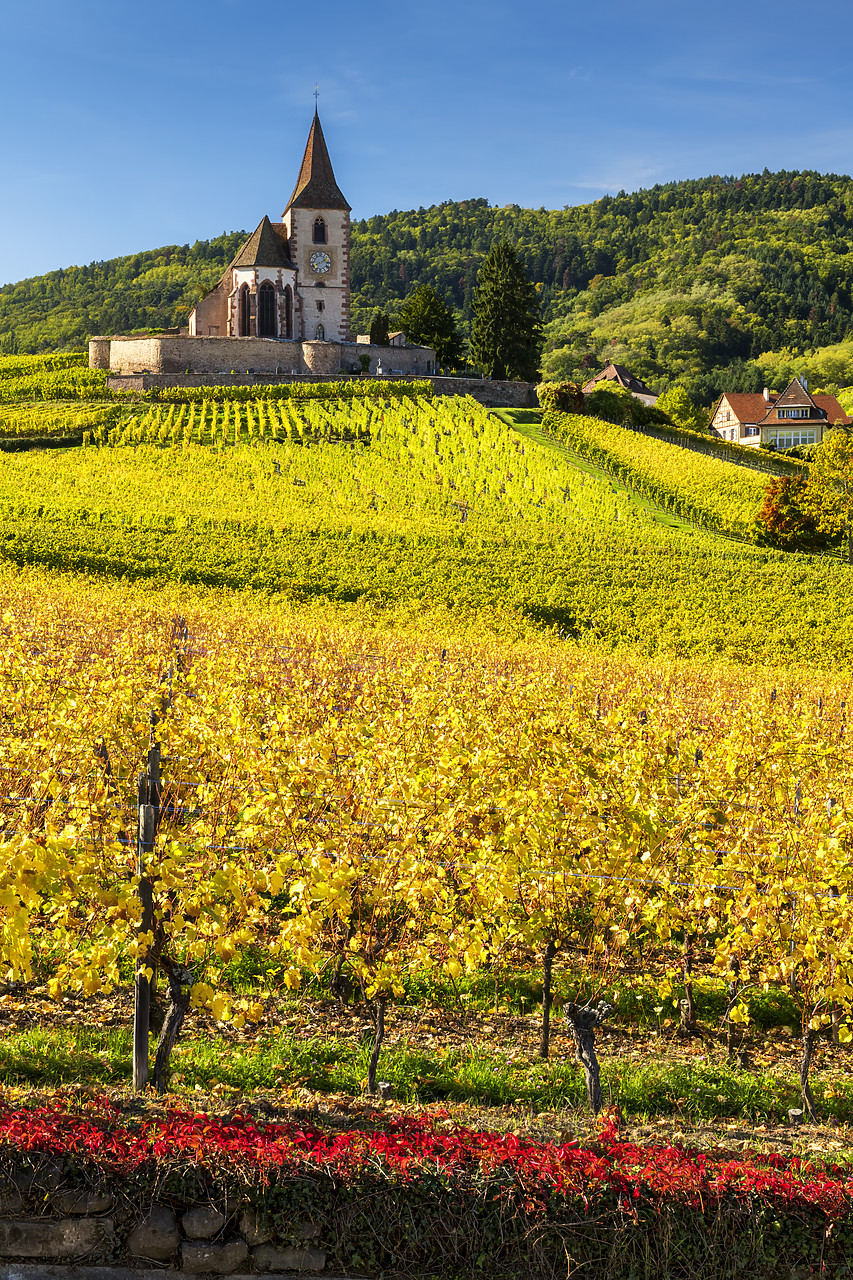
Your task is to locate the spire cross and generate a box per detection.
[314,85,319,108]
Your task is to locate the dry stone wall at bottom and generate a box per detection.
[0,1196,327,1275]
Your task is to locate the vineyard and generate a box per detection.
[542,408,770,536]
[0,363,851,1278]
[0,571,852,1127]
[0,391,850,666]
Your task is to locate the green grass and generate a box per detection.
[380,963,802,1032]
[1,1025,846,1124]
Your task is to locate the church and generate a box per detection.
[189,111,352,344]
[91,113,436,380]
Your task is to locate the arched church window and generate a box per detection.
[315,323,325,340]
[239,284,251,337]
[313,218,326,244]
[283,286,293,339]
[258,281,277,338]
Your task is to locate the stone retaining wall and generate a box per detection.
[0,1190,328,1274]
[104,373,537,410]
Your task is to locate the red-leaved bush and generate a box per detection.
[0,1099,850,1221]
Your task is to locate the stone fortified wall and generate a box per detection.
[90,335,435,379]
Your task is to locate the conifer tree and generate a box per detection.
[470,242,543,381]
[395,285,462,371]
[369,309,391,346]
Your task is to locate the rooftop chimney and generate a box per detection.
[763,387,771,401]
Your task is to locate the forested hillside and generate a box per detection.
[4,169,853,400]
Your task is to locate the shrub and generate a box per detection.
[536,381,585,413]
[751,474,832,551]
[585,383,670,427]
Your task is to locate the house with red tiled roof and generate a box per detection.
[581,363,658,407]
[710,378,851,448]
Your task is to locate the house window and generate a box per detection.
[777,408,810,419]
[239,283,251,336]
[315,323,325,340]
[316,300,324,312]
[772,430,817,448]
[313,218,326,244]
[258,281,277,338]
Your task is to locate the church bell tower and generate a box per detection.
[283,112,351,343]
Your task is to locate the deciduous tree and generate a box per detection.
[656,384,707,433]
[804,427,853,562]
[752,474,830,552]
[536,381,585,414]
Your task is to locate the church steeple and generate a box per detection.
[284,111,351,213]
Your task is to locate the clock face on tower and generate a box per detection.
[309,250,331,275]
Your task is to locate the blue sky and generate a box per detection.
[2,0,852,285]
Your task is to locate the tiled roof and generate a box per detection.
[772,377,819,412]
[582,363,654,395]
[813,394,852,424]
[718,393,776,423]
[285,112,350,213]
[758,379,850,424]
[231,216,294,269]
[719,384,852,427]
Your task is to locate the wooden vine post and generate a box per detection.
[133,742,161,1092]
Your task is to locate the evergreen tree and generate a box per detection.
[470,242,543,381]
[369,309,391,346]
[394,285,462,370]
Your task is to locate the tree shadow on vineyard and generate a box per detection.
[521,604,598,636]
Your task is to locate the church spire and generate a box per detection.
[284,112,350,214]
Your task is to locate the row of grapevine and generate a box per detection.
[543,409,768,536]
[145,379,432,405]
[93,398,378,449]
[0,367,111,404]
[0,352,87,379]
[0,402,119,440]
[0,578,851,1111]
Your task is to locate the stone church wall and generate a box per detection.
[93,336,435,378]
[189,282,228,336]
